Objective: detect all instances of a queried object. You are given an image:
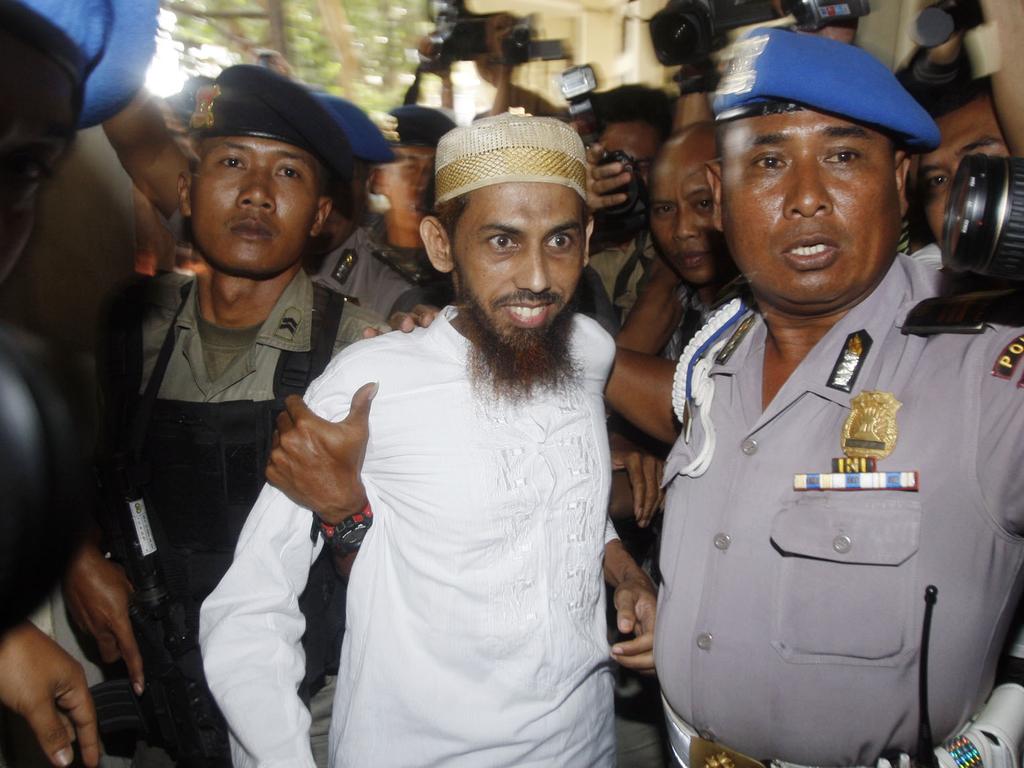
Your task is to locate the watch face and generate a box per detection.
[332,509,373,553]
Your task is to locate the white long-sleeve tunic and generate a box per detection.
[200,307,617,768]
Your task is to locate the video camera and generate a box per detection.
[649,0,870,66]
[559,65,649,245]
[911,0,983,49]
[942,154,1024,280]
[420,0,566,68]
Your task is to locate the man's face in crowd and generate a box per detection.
[422,181,591,401]
[916,94,1008,244]
[0,29,74,283]
[309,161,367,256]
[179,135,331,280]
[372,145,435,247]
[649,125,727,289]
[599,121,662,184]
[709,109,909,318]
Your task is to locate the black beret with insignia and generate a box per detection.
[191,65,353,182]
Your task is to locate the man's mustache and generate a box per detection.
[491,291,564,309]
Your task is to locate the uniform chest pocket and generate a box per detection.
[770,496,921,666]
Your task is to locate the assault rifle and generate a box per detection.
[90,453,230,767]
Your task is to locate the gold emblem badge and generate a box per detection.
[841,391,901,459]
[374,113,400,143]
[690,736,762,768]
[190,84,221,130]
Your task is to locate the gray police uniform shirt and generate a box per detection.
[138,269,387,400]
[313,225,423,322]
[656,254,1024,766]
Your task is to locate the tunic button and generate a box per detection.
[713,533,731,551]
[832,534,852,554]
[696,632,713,651]
[740,438,758,455]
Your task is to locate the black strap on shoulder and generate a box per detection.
[101,280,148,455]
[127,283,192,465]
[273,284,347,398]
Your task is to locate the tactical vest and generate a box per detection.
[103,277,348,750]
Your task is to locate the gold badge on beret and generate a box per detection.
[841,390,901,460]
[190,84,221,130]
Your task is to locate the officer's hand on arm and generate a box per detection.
[388,304,441,333]
[586,142,630,213]
[267,382,377,526]
[609,432,664,528]
[62,541,144,695]
[0,622,100,768]
[604,539,658,673]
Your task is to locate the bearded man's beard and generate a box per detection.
[455,275,579,404]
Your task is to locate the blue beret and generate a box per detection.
[316,95,394,164]
[388,106,456,148]
[5,0,158,128]
[713,29,940,150]
[190,65,353,182]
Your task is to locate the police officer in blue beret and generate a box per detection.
[606,28,1024,768]
[314,104,455,325]
[61,64,385,767]
[0,1,157,765]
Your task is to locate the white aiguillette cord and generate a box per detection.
[671,297,749,478]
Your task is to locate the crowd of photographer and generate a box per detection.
[2,0,1024,766]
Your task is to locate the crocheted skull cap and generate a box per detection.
[434,112,587,205]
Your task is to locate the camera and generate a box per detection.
[649,0,870,66]
[422,0,565,67]
[911,0,983,49]
[560,65,601,145]
[942,154,1024,280]
[558,65,648,245]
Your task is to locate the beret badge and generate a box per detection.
[190,84,222,130]
[374,113,401,144]
[717,35,769,97]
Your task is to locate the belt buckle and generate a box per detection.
[690,735,765,768]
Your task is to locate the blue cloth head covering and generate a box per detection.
[316,95,394,164]
[4,0,158,127]
[713,28,940,150]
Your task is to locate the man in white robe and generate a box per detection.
[200,113,658,768]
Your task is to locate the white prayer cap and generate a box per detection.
[434,112,587,205]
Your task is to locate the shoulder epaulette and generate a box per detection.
[903,288,1024,336]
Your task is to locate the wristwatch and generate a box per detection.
[317,503,373,555]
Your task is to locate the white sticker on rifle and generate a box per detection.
[129,498,157,557]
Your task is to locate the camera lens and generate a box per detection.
[942,154,1024,280]
[649,0,711,66]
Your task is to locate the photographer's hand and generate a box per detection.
[0,623,100,767]
[266,384,377,525]
[586,142,630,212]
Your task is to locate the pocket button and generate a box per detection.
[832,534,853,554]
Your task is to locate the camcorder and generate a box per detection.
[649,0,870,66]
[942,154,1024,280]
[420,0,566,67]
[911,0,983,49]
[559,65,649,245]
